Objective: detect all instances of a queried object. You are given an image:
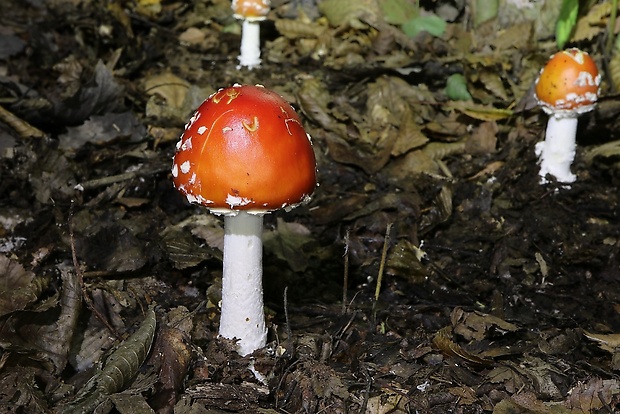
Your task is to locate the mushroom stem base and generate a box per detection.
[219,211,267,356]
[535,116,578,184]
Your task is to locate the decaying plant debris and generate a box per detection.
[1,0,620,413]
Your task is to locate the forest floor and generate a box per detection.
[1,0,620,413]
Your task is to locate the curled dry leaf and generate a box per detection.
[62,306,157,414]
[432,326,494,367]
[0,254,40,316]
[275,17,327,39]
[143,72,190,111]
[479,70,509,101]
[571,2,615,43]
[418,184,453,235]
[584,140,620,173]
[451,307,519,342]
[565,378,620,411]
[583,330,620,353]
[318,0,381,27]
[150,306,194,412]
[609,53,620,93]
[161,228,211,270]
[264,218,314,272]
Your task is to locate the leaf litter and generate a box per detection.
[0,0,620,413]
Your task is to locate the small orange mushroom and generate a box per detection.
[533,48,601,184]
[231,0,270,68]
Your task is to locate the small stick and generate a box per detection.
[342,228,350,315]
[372,222,393,322]
[74,165,169,191]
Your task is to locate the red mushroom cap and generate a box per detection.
[171,84,317,214]
[232,0,270,21]
[534,48,601,117]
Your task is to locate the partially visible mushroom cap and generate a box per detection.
[534,48,601,117]
[171,84,317,215]
[232,0,270,21]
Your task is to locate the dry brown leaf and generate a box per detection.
[447,386,477,405]
[492,22,534,51]
[386,149,440,180]
[583,330,620,352]
[366,392,408,413]
[392,112,429,156]
[609,53,620,92]
[468,161,505,180]
[571,2,614,43]
[452,307,519,341]
[264,218,314,272]
[565,378,620,412]
[466,121,498,155]
[0,255,44,317]
[178,27,207,45]
[432,326,494,367]
[150,307,194,412]
[318,0,381,27]
[584,139,620,166]
[297,78,346,136]
[143,72,190,110]
[487,366,526,394]
[479,71,509,101]
[447,101,513,121]
[275,18,327,39]
[423,141,467,160]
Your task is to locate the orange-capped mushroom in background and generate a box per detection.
[232,0,270,21]
[232,0,270,68]
[535,48,600,114]
[533,48,601,184]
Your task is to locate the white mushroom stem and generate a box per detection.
[219,211,267,356]
[238,19,262,69]
[535,115,578,184]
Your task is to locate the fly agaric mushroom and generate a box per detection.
[232,0,270,69]
[171,84,317,356]
[534,48,601,184]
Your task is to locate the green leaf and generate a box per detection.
[445,74,472,101]
[473,0,499,27]
[402,14,446,38]
[556,0,578,49]
[380,0,418,25]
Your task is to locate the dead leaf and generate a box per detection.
[0,254,41,316]
[318,0,381,27]
[391,111,429,156]
[583,330,620,353]
[452,308,519,341]
[150,306,193,412]
[51,60,124,125]
[76,223,146,272]
[59,112,146,150]
[144,72,190,111]
[264,218,314,272]
[447,101,513,121]
[466,121,498,155]
[565,378,620,412]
